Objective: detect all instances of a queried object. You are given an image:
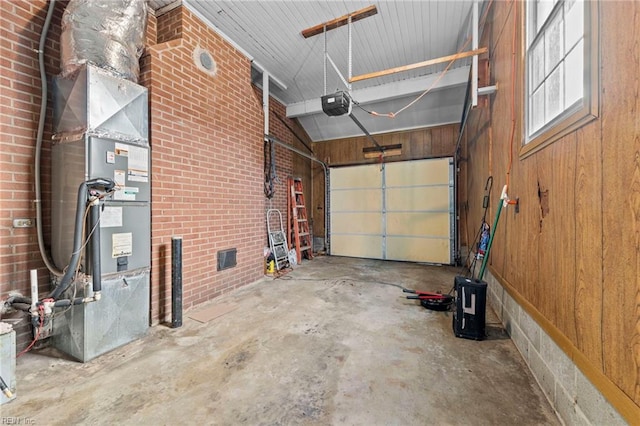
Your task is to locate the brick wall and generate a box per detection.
[144,7,303,323]
[262,91,294,226]
[0,1,305,348]
[156,6,181,44]
[0,0,65,348]
[256,86,315,257]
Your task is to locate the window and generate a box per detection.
[522,0,598,157]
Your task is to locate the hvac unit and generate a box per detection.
[0,323,16,405]
[51,64,150,362]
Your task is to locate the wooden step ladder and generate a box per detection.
[288,177,313,264]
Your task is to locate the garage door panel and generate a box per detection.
[331,212,383,234]
[331,189,381,212]
[386,186,450,211]
[385,158,450,186]
[331,235,384,259]
[331,164,381,189]
[386,237,450,263]
[386,212,450,237]
[330,158,454,264]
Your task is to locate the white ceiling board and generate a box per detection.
[182,1,475,103]
[299,84,466,142]
[287,66,470,118]
[152,0,482,140]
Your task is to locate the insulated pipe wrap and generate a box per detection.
[60,0,148,82]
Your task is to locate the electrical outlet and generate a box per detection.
[12,218,34,228]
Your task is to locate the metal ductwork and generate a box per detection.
[60,0,148,82]
[47,0,151,362]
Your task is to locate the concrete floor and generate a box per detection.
[3,256,559,425]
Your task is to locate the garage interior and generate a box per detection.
[0,0,638,424]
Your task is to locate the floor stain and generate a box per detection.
[4,257,559,426]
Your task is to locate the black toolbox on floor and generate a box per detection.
[453,276,487,340]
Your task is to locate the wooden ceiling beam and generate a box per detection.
[349,47,488,83]
[301,5,378,39]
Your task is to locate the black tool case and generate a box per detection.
[453,276,487,340]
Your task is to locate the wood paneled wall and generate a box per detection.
[311,124,459,241]
[462,1,640,420]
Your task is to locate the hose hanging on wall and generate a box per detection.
[464,176,492,278]
[264,138,276,199]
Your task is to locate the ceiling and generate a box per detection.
[149,1,480,142]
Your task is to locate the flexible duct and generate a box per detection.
[49,178,115,300]
[48,181,90,300]
[60,0,148,82]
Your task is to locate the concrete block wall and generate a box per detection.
[484,270,627,425]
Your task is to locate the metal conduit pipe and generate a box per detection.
[265,134,329,252]
[34,0,63,277]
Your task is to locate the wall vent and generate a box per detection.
[217,248,237,271]
[193,46,217,77]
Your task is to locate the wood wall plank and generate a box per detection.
[574,122,603,367]
[601,0,640,402]
[534,146,557,323]
[461,0,640,417]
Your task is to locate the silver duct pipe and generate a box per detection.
[60,0,148,82]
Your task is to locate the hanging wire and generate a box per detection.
[362,0,495,119]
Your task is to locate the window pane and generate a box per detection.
[544,11,564,75]
[531,86,546,134]
[525,0,595,145]
[564,40,584,107]
[536,0,556,32]
[530,38,545,93]
[565,0,583,51]
[545,65,564,122]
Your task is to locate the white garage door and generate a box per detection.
[329,157,454,264]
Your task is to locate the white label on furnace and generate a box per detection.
[106,151,116,164]
[114,170,126,187]
[115,143,129,157]
[113,186,138,201]
[100,206,123,228]
[127,145,149,182]
[112,232,133,258]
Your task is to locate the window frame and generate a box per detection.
[520,0,599,159]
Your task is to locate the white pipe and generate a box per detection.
[263,70,270,136]
[348,16,352,93]
[323,26,327,96]
[472,0,479,107]
[30,269,38,313]
[252,60,287,91]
